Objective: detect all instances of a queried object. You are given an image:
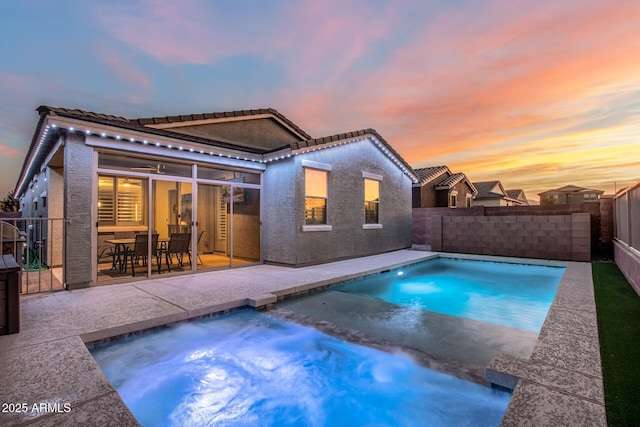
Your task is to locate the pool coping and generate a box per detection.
[0,250,604,426]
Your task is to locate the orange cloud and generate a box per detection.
[0,145,20,158]
[339,0,640,198]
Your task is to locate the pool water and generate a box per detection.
[333,257,565,332]
[91,310,510,426]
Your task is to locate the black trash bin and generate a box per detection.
[0,254,20,335]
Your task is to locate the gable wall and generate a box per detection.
[412,171,449,208]
[265,138,412,266]
[438,180,475,207]
[167,118,302,151]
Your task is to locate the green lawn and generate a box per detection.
[592,262,640,426]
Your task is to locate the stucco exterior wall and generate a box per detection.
[63,135,93,289]
[291,139,412,266]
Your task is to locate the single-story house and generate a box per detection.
[505,189,530,206]
[412,166,477,208]
[538,185,604,205]
[472,181,525,207]
[14,106,417,288]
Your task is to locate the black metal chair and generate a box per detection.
[163,233,191,272]
[195,230,205,265]
[125,233,160,277]
[97,233,117,269]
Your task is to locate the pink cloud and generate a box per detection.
[95,0,226,64]
[99,51,153,95]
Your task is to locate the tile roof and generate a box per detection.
[473,181,505,199]
[435,172,465,188]
[505,189,525,200]
[434,172,479,195]
[132,108,312,140]
[36,105,269,154]
[18,106,418,195]
[413,166,450,184]
[37,106,130,124]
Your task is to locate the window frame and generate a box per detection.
[450,191,458,208]
[362,172,383,229]
[302,160,332,231]
[97,174,148,227]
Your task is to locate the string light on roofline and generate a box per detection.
[39,123,295,166]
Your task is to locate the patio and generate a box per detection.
[0,250,604,426]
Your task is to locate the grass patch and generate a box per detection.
[593,262,640,426]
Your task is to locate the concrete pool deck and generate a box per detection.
[0,250,605,426]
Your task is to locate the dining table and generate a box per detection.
[104,237,169,273]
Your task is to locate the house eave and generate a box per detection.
[289,132,419,183]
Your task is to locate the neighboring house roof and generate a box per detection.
[505,189,527,201]
[473,181,507,199]
[505,189,522,200]
[505,189,529,205]
[434,173,478,196]
[15,106,418,197]
[538,185,604,196]
[413,166,450,185]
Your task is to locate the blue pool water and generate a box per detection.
[333,257,565,332]
[91,310,510,426]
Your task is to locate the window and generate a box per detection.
[98,175,147,226]
[364,178,380,224]
[450,191,458,208]
[305,168,327,225]
[466,194,472,207]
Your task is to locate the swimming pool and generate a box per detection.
[90,310,510,426]
[332,257,565,332]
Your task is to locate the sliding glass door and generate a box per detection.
[96,153,262,282]
[231,187,260,265]
[197,183,230,269]
[153,179,193,275]
[96,174,150,281]
[196,184,261,269]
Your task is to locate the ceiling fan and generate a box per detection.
[131,163,166,174]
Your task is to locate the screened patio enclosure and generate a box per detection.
[96,153,261,282]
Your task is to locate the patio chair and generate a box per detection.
[97,233,116,269]
[162,233,191,272]
[125,233,160,277]
[195,230,205,265]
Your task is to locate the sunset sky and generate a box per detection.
[1,0,638,201]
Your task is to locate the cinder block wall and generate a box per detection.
[429,213,591,261]
[413,202,610,258]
